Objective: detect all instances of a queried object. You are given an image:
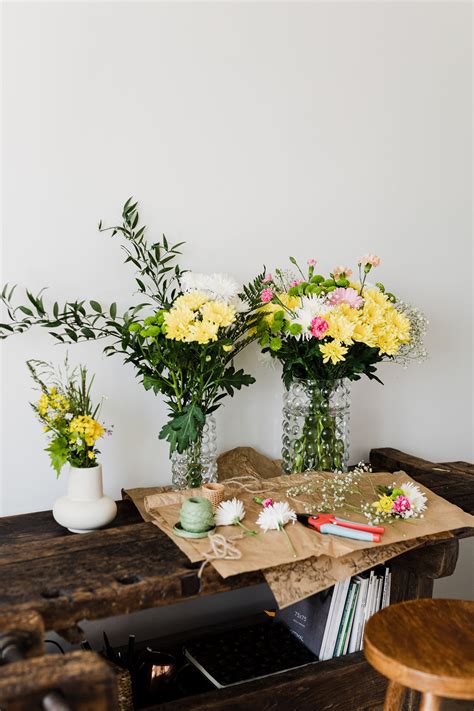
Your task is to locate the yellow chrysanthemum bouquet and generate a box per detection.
[28,358,110,476]
[254,255,427,474]
[128,271,259,487]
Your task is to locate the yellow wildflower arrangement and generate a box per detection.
[28,358,110,476]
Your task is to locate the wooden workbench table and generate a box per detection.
[0,448,472,710]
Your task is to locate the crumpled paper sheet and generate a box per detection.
[124,468,473,608]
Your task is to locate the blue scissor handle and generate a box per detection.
[320,523,376,542]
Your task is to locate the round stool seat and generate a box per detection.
[364,599,474,700]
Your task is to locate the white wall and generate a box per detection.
[1,2,472,595]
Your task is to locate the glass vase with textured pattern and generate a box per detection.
[171,415,218,489]
[282,379,351,474]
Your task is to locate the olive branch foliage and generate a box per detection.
[0,199,265,453]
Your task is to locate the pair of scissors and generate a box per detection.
[297,513,385,542]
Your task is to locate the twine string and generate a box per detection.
[197,531,244,578]
[223,474,275,495]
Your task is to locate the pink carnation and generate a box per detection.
[290,279,303,287]
[307,258,317,266]
[333,265,353,280]
[359,253,380,268]
[328,287,364,309]
[262,273,273,284]
[310,316,329,339]
[393,495,411,514]
[260,287,274,303]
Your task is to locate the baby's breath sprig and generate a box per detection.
[287,462,372,513]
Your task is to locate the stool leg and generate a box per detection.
[383,680,405,711]
[420,693,442,711]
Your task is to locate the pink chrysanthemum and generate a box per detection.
[393,495,411,514]
[260,288,274,303]
[328,287,364,309]
[310,316,329,339]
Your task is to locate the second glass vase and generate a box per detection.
[282,378,351,474]
[171,415,218,489]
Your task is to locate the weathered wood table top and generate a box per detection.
[0,448,472,631]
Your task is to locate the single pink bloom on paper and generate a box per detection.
[290,279,303,287]
[393,495,411,514]
[262,498,274,508]
[329,287,364,309]
[359,253,380,268]
[262,273,273,284]
[333,265,353,280]
[310,316,329,339]
[260,288,274,303]
[307,258,317,266]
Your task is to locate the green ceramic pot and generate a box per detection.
[179,496,215,533]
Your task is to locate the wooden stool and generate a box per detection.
[364,599,474,710]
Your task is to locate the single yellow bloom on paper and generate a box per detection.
[373,495,394,513]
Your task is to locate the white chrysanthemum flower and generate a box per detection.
[257,501,297,532]
[215,498,245,526]
[181,272,240,303]
[290,295,332,339]
[400,482,427,514]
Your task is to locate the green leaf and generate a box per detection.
[159,404,206,454]
[65,328,78,342]
[143,374,163,394]
[19,306,34,316]
[81,327,95,339]
[110,302,117,320]
[90,300,102,313]
[219,366,256,396]
[46,437,69,477]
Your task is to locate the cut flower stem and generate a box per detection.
[280,524,297,558]
[235,519,258,536]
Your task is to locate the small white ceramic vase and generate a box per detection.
[53,464,117,534]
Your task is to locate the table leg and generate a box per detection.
[383,680,405,710]
[420,693,442,711]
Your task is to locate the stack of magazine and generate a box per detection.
[276,564,391,661]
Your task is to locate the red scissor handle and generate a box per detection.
[334,518,385,535]
[307,514,385,535]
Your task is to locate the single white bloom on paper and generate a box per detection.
[215,498,246,526]
[401,481,427,514]
[257,501,297,532]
